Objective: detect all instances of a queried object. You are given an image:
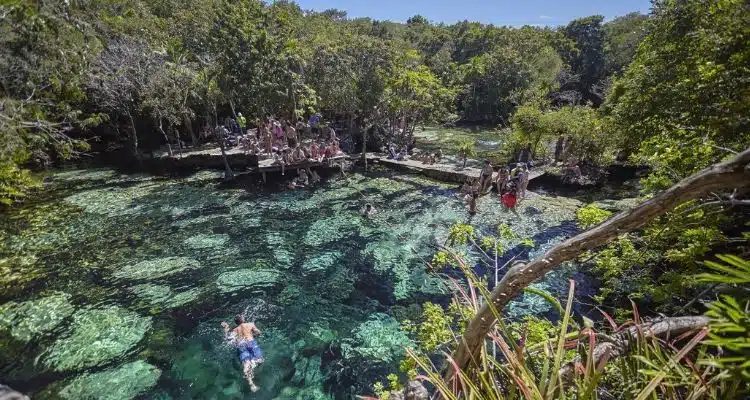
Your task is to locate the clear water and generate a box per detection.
[0,167,585,399]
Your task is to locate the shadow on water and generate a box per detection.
[1,166,603,399]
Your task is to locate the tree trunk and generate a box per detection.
[185,114,198,147]
[158,116,172,157]
[213,106,234,180]
[362,121,368,171]
[445,146,750,381]
[126,110,139,158]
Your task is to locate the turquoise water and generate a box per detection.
[0,167,583,399]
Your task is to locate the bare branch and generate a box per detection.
[446,146,750,380]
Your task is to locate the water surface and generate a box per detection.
[0,167,583,399]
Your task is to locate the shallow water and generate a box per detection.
[0,167,585,399]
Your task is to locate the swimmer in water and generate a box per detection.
[362,203,377,217]
[221,314,264,392]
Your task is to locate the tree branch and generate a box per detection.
[559,315,711,383]
[445,146,750,381]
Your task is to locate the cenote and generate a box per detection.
[1,166,592,399]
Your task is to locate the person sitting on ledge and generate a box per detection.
[387,142,398,159]
[292,144,306,163]
[434,148,443,162]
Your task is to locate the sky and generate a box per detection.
[292,0,652,26]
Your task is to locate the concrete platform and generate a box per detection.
[155,146,542,185]
[363,153,544,184]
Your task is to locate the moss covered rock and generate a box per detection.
[0,291,74,342]
[44,306,152,371]
[216,268,281,293]
[113,257,201,280]
[59,360,161,400]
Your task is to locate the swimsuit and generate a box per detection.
[237,339,263,362]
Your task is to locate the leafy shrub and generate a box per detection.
[576,204,613,229]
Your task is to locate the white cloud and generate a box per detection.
[538,15,553,20]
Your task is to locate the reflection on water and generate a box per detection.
[0,167,584,399]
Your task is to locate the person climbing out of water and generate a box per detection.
[308,167,321,183]
[221,314,264,392]
[468,190,479,215]
[296,168,309,186]
[519,164,530,200]
[501,181,518,210]
[458,178,473,200]
[362,203,377,217]
[479,159,493,193]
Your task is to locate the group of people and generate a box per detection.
[216,113,344,165]
[386,142,443,165]
[459,161,531,214]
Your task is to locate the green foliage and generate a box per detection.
[509,103,614,165]
[402,302,453,352]
[698,255,750,379]
[431,250,451,270]
[447,222,474,246]
[455,139,477,163]
[605,0,750,190]
[480,236,504,256]
[576,204,613,229]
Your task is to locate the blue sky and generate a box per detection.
[293,0,652,26]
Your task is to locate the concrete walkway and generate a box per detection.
[363,153,543,184]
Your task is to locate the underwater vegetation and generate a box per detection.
[43,306,152,371]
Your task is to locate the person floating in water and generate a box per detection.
[221,314,264,392]
[362,203,377,217]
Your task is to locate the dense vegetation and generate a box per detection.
[1,0,652,204]
[2,0,749,398]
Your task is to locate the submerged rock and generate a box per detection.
[340,314,412,363]
[44,306,152,371]
[59,360,161,400]
[390,381,429,400]
[216,268,281,293]
[183,233,230,250]
[113,257,201,280]
[301,251,342,275]
[129,284,202,309]
[0,292,75,342]
[303,216,357,247]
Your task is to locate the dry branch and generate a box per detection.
[559,315,711,382]
[446,147,750,380]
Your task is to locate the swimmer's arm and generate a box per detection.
[250,323,261,335]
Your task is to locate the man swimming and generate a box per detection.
[221,314,264,392]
